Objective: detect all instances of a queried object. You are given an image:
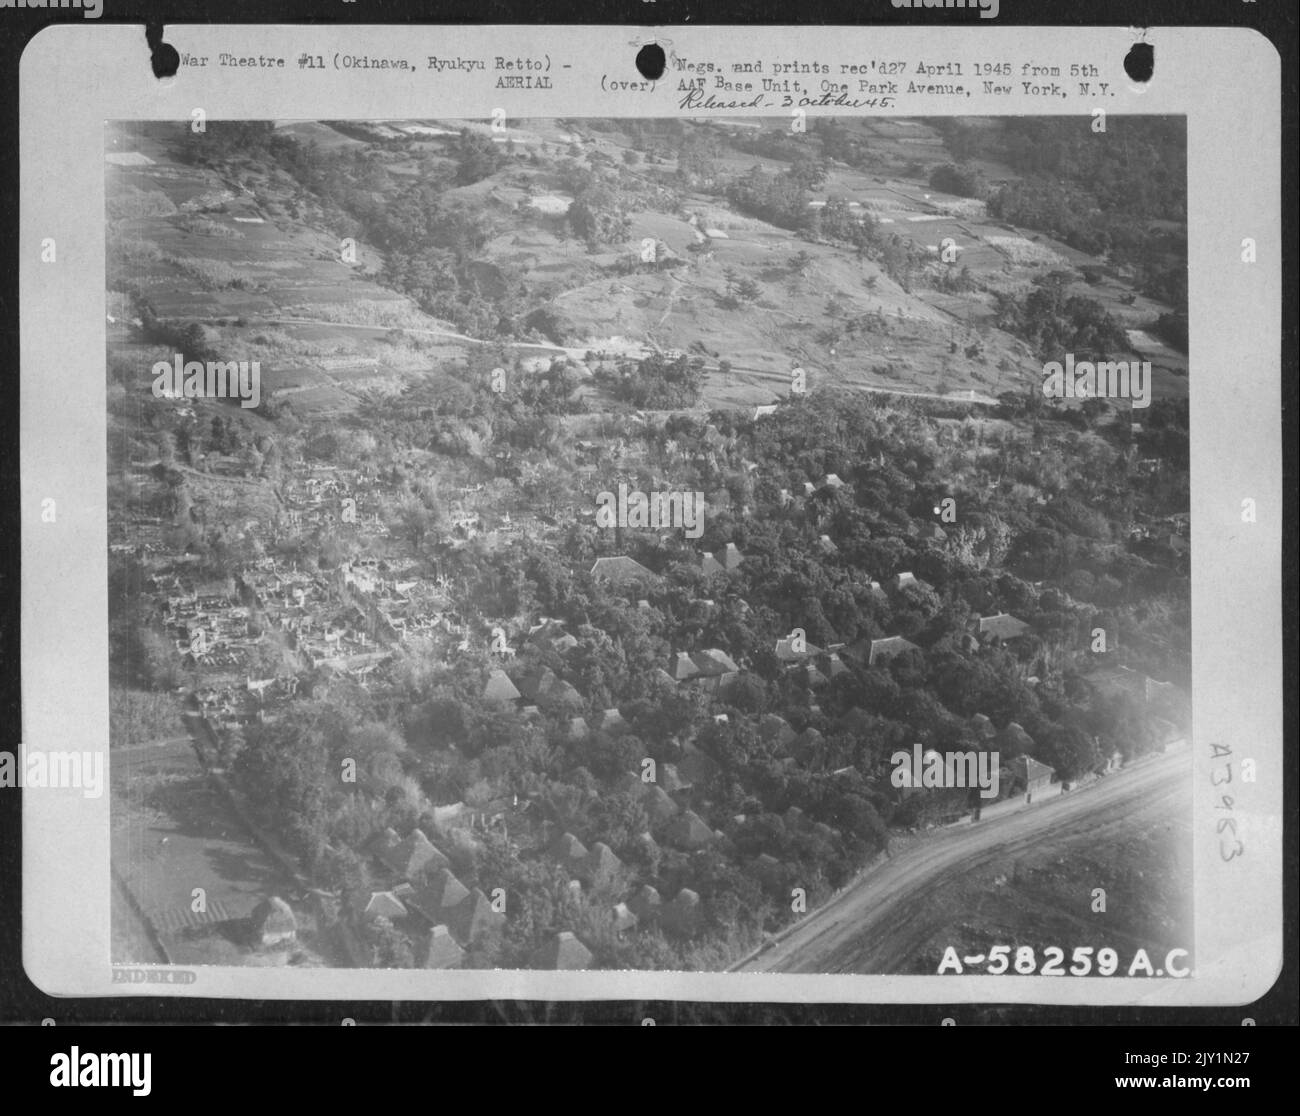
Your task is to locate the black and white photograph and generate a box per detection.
[103,111,1196,976]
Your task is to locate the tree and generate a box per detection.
[394,499,436,554]
[176,120,274,165]
[787,159,829,191]
[1079,398,1110,429]
[601,352,705,409]
[136,627,184,690]
[454,128,507,185]
[587,791,649,854]
[1037,723,1099,781]
[367,917,416,967]
[928,163,985,199]
[233,715,332,862]
[568,183,630,247]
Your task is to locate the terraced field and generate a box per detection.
[106,116,1187,417]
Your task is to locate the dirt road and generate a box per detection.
[265,315,998,406]
[738,748,1191,974]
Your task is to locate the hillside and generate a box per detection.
[106,115,1187,421]
[106,115,1192,974]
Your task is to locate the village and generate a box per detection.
[109,396,1190,971]
[106,113,1192,972]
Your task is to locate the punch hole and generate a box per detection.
[635,43,666,82]
[1123,41,1153,84]
[146,23,179,79]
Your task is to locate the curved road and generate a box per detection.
[737,748,1190,974]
